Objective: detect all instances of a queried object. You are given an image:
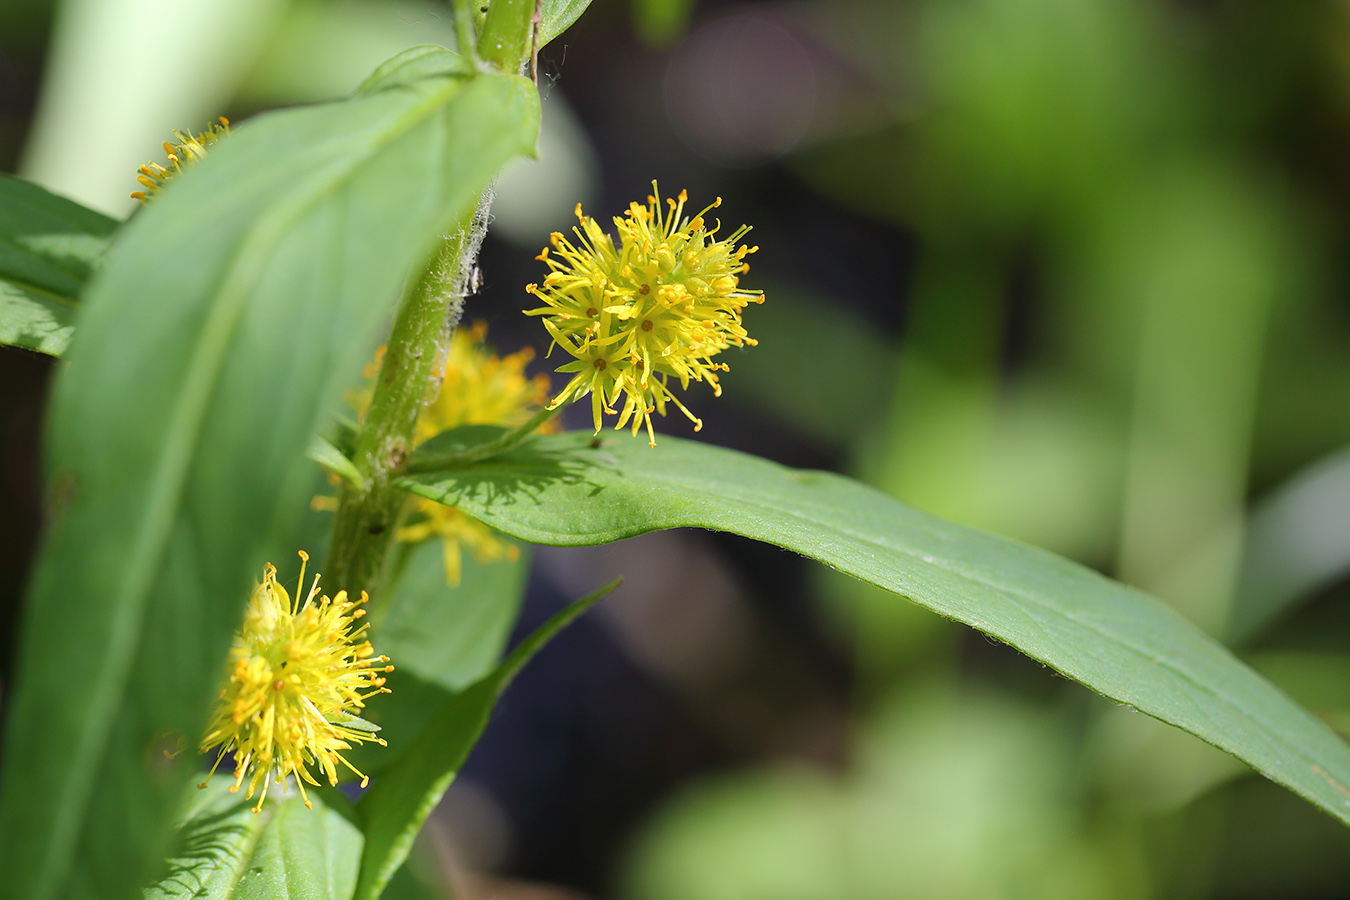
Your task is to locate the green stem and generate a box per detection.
[404,405,559,474]
[451,0,477,62]
[325,193,493,599]
[478,0,535,73]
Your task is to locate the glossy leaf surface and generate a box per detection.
[399,430,1350,831]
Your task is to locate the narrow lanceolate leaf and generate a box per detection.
[0,173,118,355]
[143,782,362,900]
[353,579,620,900]
[399,431,1350,830]
[0,51,539,900]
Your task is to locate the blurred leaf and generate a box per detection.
[0,56,539,900]
[20,0,289,216]
[0,172,116,295]
[143,782,361,900]
[1250,652,1350,719]
[633,0,696,46]
[540,0,594,46]
[400,430,1350,831]
[628,767,844,900]
[238,1,459,106]
[1110,164,1282,632]
[1230,445,1350,644]
[628,686,1135,900]
[376,537,532,692]
[378,861,445,900]
[353,578,619,900]
[1086,704,1246,814]
[0,173,117,355]
[728,286,894,446]
[359,44,472,95]
[341,539,533,781]
[0,284,76,357]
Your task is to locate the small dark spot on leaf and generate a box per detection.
[369,524,386,535]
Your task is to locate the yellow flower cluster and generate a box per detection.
[393,322,550,584]
[525,184,763,445]
[130,117,231,203]
[414,320,553,444]
[198,553,392,812]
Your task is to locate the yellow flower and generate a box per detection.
[416,320,553,440]
[397,504,520,586]
[348,322,550,585]
[130,116,231,203]
[525,183,763,445]
[198,552,393,812]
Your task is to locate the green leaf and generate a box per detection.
[340,670,455,782]
[728,286,895,446]
[0,173,118,355]
[1230,444,1350,644]
[0,64,539,900]
[308,434,364,486]
[340,539,531,781]
[352,578,620,900]
[358,44,471,95]
[143,782,361,900]
[399,431,1350,831]
[0,282,77,356]
[539,0,594,46]
[376,536,532,691]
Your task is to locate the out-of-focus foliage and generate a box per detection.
[627,686,1148,900]
[0,173,114,355]
[626,0,1350,897]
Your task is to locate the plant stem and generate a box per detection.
[478,0,534,73]
[404,405,559,474]
[325,192,493,600]
[451,0,477,62]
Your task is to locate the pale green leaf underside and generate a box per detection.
[400,431,1350,830]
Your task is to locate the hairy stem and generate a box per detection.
[325,191,494,599]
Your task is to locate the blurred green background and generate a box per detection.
[6,0,1350,898]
